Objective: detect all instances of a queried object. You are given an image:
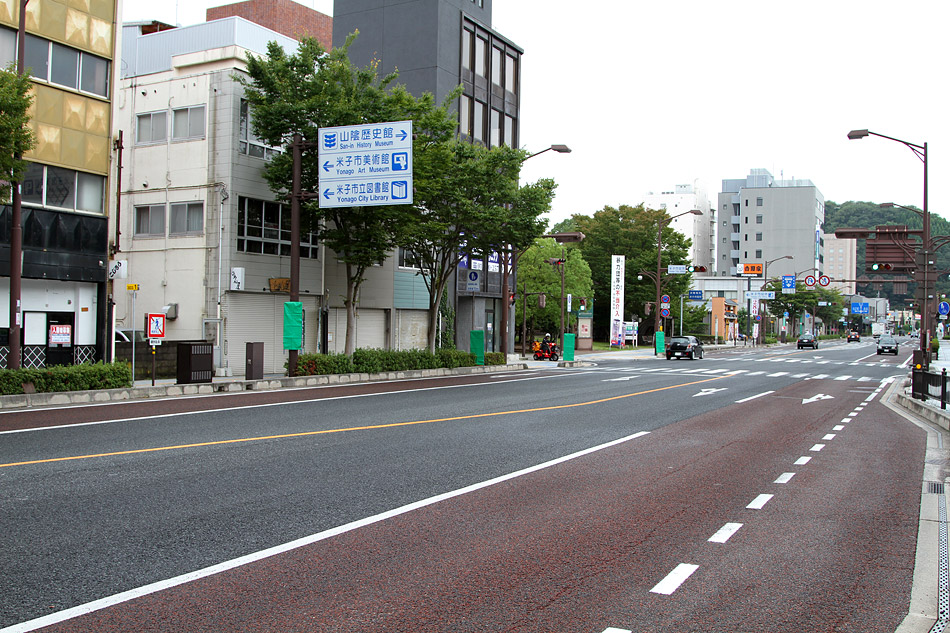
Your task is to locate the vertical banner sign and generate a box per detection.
[283,301,303,351]
[610,255,625,346]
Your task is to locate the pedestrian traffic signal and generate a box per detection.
[869,263,893,271]
[687,265,707,273]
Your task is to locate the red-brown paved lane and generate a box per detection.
[0,370,555,433]
[35,379,925,633]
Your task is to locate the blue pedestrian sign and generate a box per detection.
[939,301,950,316]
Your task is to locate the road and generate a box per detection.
[0,338,929,632]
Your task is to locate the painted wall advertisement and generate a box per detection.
[610,255,625,346]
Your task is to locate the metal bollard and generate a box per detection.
[943,368,947,410]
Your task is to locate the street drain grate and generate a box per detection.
[931,482,947,495]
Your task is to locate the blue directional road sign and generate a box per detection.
[318,120,413,208]
[851,302,870,314]
[688,290,703,300]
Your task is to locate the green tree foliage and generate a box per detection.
[407,139,554,352]
[569,204,693,339]
[239,34,454,355]
[515,238,592,341]
[0,64,35,203]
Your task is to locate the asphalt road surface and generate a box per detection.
[0,338,927,632]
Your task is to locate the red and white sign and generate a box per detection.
[147,313,166,338]
[818,275,830,287]
[49,324,71,345]
[804,275,817,287]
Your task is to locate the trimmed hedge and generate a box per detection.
[0,362,133,395]
[484,352,506,366]
[296,348,479,375]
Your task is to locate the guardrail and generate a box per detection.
[911,366,949,409]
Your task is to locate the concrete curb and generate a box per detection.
[0,363,528,410]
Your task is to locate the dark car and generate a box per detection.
[666,335,704,360]
[877,335,899,355]
[847,331,861,342]
[797,332,819,349]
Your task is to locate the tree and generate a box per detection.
[240,34,454,355]
[0,64,35,202]
[571,205,693,340]
[515,238,592,342]
[406,139,554,353]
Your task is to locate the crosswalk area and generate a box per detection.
[574,357,905,383]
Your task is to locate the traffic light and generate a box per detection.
[509,293,516,306]
[687,265,707,273]
[869,263,893,271]
[578,298,587,311]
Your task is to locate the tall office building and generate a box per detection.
[333,0,523,352]
[717,168,825,281]
[0,0,118,368]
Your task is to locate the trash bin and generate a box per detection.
[177,342,213,384]
[246,342,264,380]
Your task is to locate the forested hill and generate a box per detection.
[824,200,950,306]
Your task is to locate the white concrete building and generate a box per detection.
[822,232,857,295]
[640,180,715,273]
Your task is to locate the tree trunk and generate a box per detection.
[343,264,359,356]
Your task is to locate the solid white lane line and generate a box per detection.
[774,472,796,484]
[810,443,825,452]
[708,523,743,543]
[794,456,812,465]
[735,391,774,403]
[650,564,699,595]
[833,425,845,431]
[823,433,837,440]
[747,494,774,509]
[1,432,652,633]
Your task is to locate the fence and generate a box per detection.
[911,366,949,409]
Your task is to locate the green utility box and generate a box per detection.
[470,330,485,366]
[562,333,575,361]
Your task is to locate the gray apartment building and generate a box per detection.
[333,0,523,353]
[717,168,825,282]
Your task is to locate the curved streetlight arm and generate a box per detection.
[525,144,572,160]
[848,129,925,161]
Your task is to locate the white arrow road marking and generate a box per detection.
[802,393,834,404]
[694,387,728,397]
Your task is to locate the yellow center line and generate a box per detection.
[1,375,729,469]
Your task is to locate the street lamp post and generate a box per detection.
[758,255,793,343]
[540,231,584,352]
[652,209,702,355]
[848,129,929,357]
[500,145,571,359]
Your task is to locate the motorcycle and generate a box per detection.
[533,341,559,361]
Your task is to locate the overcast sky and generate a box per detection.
[122,0,950,225]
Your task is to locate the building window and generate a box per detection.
[490,109,501,146]
[505,53,517,94]
[461,28,473,71]
[169,202,203,234]
[21,162,104,213]
[398,247,422,269]
[474,35,487,78]
[755,250,762,258]
[756,214,763,224]
[473,101,485,143]
[137,111,167,144]
[0,28,14,65]
[236,196,319,258]
[239,99,281,159]
[491,46,502,87]
[755,232,763,241]
[504,114,516,147]
[756,197,763,206]
[172,105,206,140]
[459,95,472,137]
[135,205,165,236]
[22,32,109,97]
